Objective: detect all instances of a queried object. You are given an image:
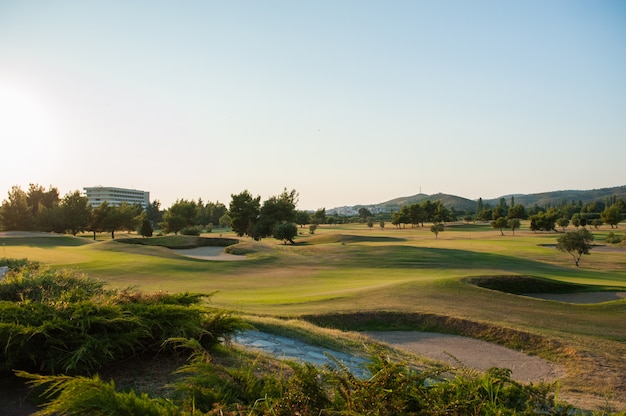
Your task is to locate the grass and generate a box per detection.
[3,222,626,411]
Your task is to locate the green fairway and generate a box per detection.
[3,224,626,406]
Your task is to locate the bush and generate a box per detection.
[0,267,246,375]
[180,226,202,236]
[606,232,623,244]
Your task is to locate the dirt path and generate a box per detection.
[363,331,565,384]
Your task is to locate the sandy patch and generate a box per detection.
[173,246,247,261]
[364,331,565,384]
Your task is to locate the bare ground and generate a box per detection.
[364,331,565,383]
[364,331,626,412]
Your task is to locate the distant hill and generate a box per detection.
[485,186,626,208]
[328,185,626,215]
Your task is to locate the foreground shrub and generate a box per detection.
[0,267,246,375]
[18,372,180,416]
[0,257,40,272]
[21,347,577,416]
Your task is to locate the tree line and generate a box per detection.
[0,184,306,243]
[1,184,623,242]
[472,196,625,234]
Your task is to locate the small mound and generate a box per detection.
[466,275,588,294]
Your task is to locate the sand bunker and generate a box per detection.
[364,331,565,384]
[173,246,247,261]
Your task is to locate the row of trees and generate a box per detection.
[389,200,456,228]
[474,196,624,232]
[0,184,304,244]
[0,184,147,239]
[2,184,623,242]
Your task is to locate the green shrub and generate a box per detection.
[0,268,245,375]
[18,372,180,416]
[180,226,202,236]
[0,257,40,272]
[606,232,623,244]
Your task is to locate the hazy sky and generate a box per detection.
[1,1,625,210]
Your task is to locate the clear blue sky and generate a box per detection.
[1,1,625,210]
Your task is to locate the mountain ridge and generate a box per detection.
[328,185,626,215]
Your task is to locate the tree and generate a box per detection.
[379,220,385,230]
[366,218,374,230]
[490,217,508,236]
[219,213,232,229]
[309,224,317,235]
[557,217,570,232]
[139,219,154,237]
[26,183,59,221]
[556,228,594,267]
[60,190,91,236]
[145,200,162,228]
[590,218,603,229]
[311,208,326,225]
[0,186,33,230]
[491,205,506,221]
[430,222,444,239]
[89,201,111,240]
[160,210,187,235]
[507,204,528,220]
[162,199,197,234]
[104,203,142,239]
[256,189,298,239]
[529,209,559,232]
[295,210,311,227]
[358,207,372,221]
[229,190,260,237]
[272,222,297,245]
[408,204,426,227]
[508,218,521,235]
[601,205,623,229]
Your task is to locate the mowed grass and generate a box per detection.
[4,223,626,404]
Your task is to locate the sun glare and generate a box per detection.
[0,83,58,148]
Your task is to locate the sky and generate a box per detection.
[1,1,625,210]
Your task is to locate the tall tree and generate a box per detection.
[89,201,111,240]
[507,204,528,220]
[0,186,33,230]
[26,183,59,219]
[103,203,142,239]
[256,188,299,238]
[161,199,198,234]
[60,190,91,236]
[295,210,311,227]
[311,208,326,225]
[601,205,623,229]
[145,200,162,228]
[229,190,260,237]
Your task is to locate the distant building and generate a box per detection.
[83,186,150,209]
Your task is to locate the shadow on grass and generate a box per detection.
[328,245,571,276]
[0,236,92,248]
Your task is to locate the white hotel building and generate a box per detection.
[83,186,150,209]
